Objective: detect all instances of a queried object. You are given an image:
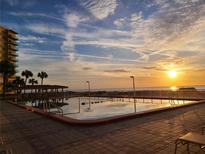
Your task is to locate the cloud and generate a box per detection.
[25,23,66,37]
[81,0,118,20]
[3,0,35,7]
[142,66,165,71]
[19,35,47,43]
[104,69,130,73]
[113,18,126,28]
[17,0,205,86]
[130,12,143,29]
[123,0,205,63]
[142,66,157,70]
[64,13,89,28]
[152,0,205,37]
[19,47,142,65]
[62,13,90,52]
[18,47,130,86]
[61,33,75,52]
[23,0,205,68]
[82,67,92,70]
[60,25,135,54]
[21,43,34,47]
[8,12,64,22]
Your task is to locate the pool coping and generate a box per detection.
[8,100,205,126]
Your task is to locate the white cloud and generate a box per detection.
[174,0,200,4]
[26,23,66,37]
[23,43,34,46]
[61,33,75,52]
[22,0,205,78]
[19,35,47,43]
[9,12,64,22]
[113,18,126,28]
[13,0,205,88]
[3,0,35,7]
[81,0,118,20]
[130,12,143,29]
[128,0,205,52]
[113,12,143,30]
[64,13,89,28]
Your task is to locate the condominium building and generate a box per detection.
[0,26,18,93]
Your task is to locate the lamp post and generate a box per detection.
[130,76,136,112]
[86,81,91,110]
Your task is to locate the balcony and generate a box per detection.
[8,45,18,51]
[8,40,18,46]
[8,52,18,57]
[8,58,18,63]
[8,35,18,40]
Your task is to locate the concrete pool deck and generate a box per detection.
[1,100,205,154]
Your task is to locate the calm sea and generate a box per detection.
[70,85,205,92]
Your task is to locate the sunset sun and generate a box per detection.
[168,70,177,78]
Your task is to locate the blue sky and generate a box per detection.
[1,0,205,89]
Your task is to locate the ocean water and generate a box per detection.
[70,85,205,92]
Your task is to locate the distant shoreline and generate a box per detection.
[70,85,205,92]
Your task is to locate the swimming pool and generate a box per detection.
[48,97,194,120]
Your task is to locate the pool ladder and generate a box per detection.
[50,100,64,115]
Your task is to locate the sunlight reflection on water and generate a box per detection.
[59,97,194,120]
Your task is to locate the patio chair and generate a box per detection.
[175,132,205,154]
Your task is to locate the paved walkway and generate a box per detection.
[1,101,205,154]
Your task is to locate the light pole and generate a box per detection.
[130,76,136,112]
[86,81,91,110]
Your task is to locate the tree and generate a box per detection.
[12,76,25,93]
[0,60,15,95]
[13,76,25,87]
[21,70,33,85]
[29,78,38,85]
[28,78,38,93]
[37,71,48,85]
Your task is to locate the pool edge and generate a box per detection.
[8,100,205,126]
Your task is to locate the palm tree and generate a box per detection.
[13,76,25,87]
[29,78,38,85]
[28,78,38,93]
[0,60,15,95]
[37,71,48,85]
[12,76,25,93]
[21,70,33,85]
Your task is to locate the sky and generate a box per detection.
[1,0,205,90]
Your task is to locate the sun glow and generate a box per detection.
[170,86,178,91]
[168,70,177,78]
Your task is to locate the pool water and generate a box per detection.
[51,97,194,120]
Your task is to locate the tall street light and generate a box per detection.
[130,76,136,113]
[86,81,91,110]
